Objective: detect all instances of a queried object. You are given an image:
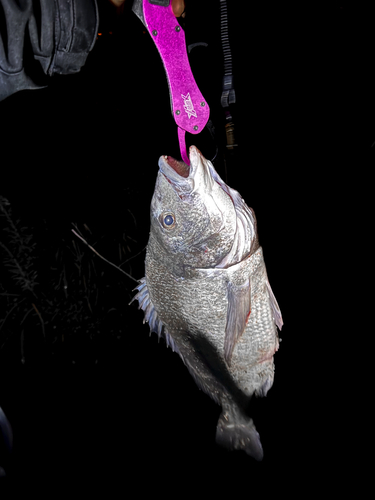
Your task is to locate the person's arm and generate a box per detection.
[0,0,185,103]
[0,0,99,102]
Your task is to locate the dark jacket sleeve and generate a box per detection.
[0,0,99,102]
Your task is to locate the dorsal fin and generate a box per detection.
[130,278,179,353]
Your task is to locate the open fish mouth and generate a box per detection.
[159,146,236,204]
[158,146,217,195]
[158,154,192,193]
[162,156,190,178]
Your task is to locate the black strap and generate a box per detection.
[219,0,237,155]
[220,0,236,109]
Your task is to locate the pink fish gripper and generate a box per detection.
[133,0,210,166]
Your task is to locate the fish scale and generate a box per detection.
[146,241,278,398]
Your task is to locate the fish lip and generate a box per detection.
[159,146,219,195]
[159,156,188,180]
[158,146,202,192]
[158,155,191,192]
[158,147,197,180]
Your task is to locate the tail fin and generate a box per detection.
[215,406,263,461]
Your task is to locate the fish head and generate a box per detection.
[150,146,240,275]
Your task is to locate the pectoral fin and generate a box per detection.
[266,280,283,330]
[224,279,251,365]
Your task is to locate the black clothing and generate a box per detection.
[0,0,99,101]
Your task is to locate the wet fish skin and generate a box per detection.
[132,146,282,459]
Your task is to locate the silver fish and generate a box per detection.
[131,146,283,460]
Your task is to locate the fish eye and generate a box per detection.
[161,213,176,229]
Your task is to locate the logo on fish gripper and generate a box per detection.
[181,93,197,119]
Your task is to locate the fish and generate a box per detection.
[131,146,283,460]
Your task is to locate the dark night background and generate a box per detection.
[0,0,368,494]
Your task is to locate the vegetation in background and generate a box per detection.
[0,195,143,366]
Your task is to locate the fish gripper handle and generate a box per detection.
[135,0,210,164]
